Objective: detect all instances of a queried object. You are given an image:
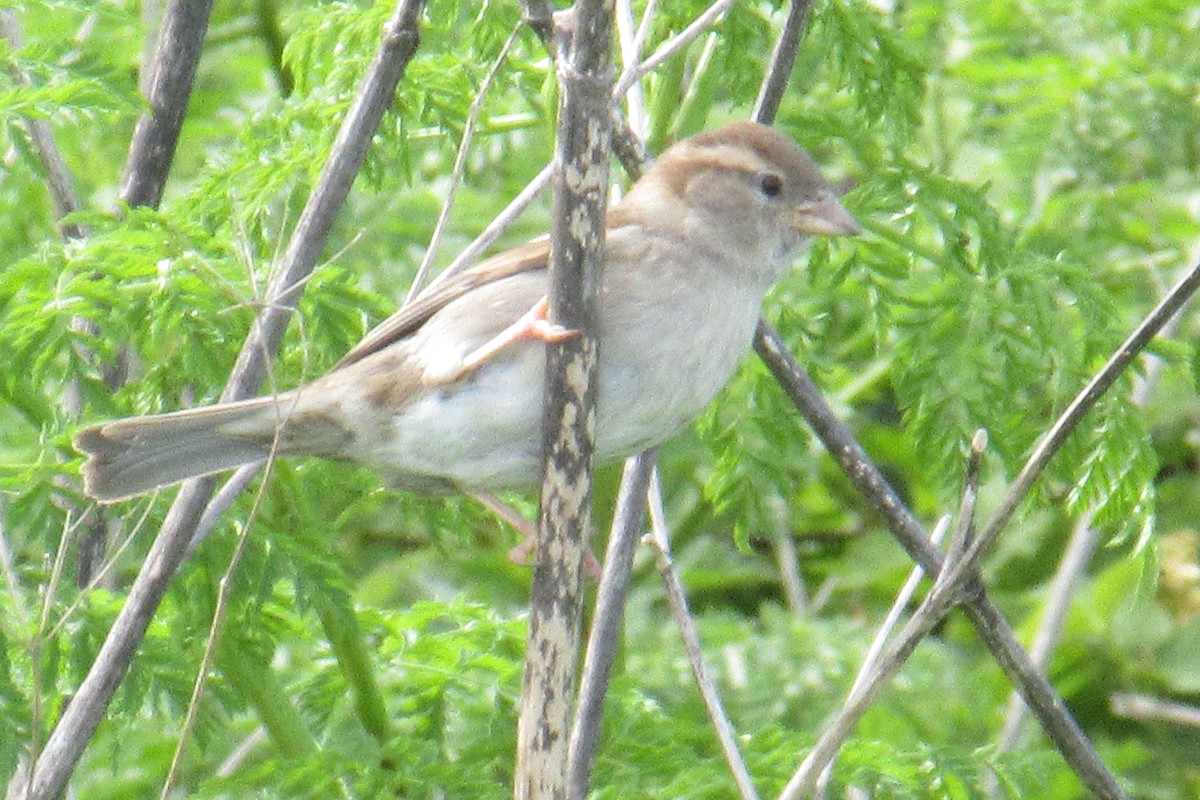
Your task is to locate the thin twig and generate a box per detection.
[993,512,1097,753]
[792,433,986,799]
[752,0,815,125]
[1111,693,1200,728]
[646,471,760,800]
[849,516,951,698]
[159,463,275,800]
[773,521,807,617]
[753,322,1127,800]
[407,24,521,302]
[515,1,613,796]
[46,498,160,640]
[567,449,657,799]
[612,0,735,99]
[613,0,647,135]
[814,513,953,798]
[944,429,987,566]
[216,727,268,778]
[932,260,1200,644]
[425,164,553,292]
[22,5,428,798]
[187,463,264,556]
[629,0,659,72]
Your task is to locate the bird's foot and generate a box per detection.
[459,296,577,374]
[471,491,600,580]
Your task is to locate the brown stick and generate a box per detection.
[21,5,428,798]
[515,1,614,797]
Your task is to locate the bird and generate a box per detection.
[75,121,860,504]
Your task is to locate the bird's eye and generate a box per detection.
[758,172,784,198]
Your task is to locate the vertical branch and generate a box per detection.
[515,1,614,797]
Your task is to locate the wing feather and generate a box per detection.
[335,237,550,370]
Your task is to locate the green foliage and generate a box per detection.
[1,0,1199,798]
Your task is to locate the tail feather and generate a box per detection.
[76,397,282,503]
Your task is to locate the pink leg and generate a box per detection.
[460,297,576,374]
[471,491,601,580]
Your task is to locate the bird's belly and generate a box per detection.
[364,350,546,491]
[594,326,750,458]
[356,311,755,491]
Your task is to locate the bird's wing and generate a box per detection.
[334,236,551,370]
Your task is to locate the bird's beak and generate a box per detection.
[791,193,861,237]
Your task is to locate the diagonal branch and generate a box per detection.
[567,449,657,799]
[781,431,988,798]
[407,23,521,301]
[745,7,1131,797]
[752,0,815,124]
[941,260,1200,601]
[119,0,216,209]
[992,260,1194,777]
[0,11,88,239]
[754,323,1128,800]
[21,5,428,799]
[646,471,760,800]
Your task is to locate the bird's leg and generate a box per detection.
[470,490,601,580]
[459,296,576,374]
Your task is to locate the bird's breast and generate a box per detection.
[594,269,764,459]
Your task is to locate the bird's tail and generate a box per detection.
[75,396,288,503]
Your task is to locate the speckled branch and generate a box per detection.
[516,1,614,797]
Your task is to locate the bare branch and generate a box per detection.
[1111,693,1200,728]
[612,0,735,99]
[221,5,425,402]
[119,0,216,209]
[773,522,807,617]
[407,24,521,302]
[613,0,647,135]
[516,1,613,796]
[567,449,657,799]
[159,480,267,800]
[425,164,553,291]
[992,260,1195,780]
[752,0,815,125]
[789,432,986,799]
[935,260,1200,645]
[22,5,428,797]
[944,428,987,566]
[744,5,1132,795]
[994,513,1098,755]
[753,322,1128,800]
[814,514,952,797]
[646,472,760,800]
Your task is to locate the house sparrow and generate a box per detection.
[76,121,859,503]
